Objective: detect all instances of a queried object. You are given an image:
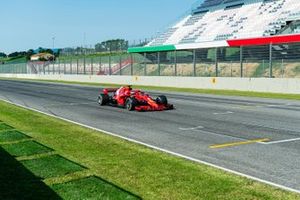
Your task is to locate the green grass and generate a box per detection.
[0,57,9,63]
[294,66,300,74]
[252,62,267,78]
[52,176,140,200]
[0,123,14,132]
[21,155,85,179]
[0,130,30,143]
[2,56,27,64]
[58,51,127,60]
[0,101,299,199]
[1,141,52,157]
[0,145,61,199]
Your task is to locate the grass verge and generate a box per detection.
[0,123,14,131]
[2,140,52,157]
[0,100,299,199]
[52,176,140,200]
[2,77,300,101]
[0,130,30,142]
[21,155,85,179]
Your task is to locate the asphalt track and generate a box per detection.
[0,79,300,192]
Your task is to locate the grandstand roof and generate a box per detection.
[195,0,243,10]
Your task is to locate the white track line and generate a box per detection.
[179,126,204,131]
[262,138,300,145]
[1,98,299,194]
[213,111,234,115]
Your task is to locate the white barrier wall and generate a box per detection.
[1,74,300,94]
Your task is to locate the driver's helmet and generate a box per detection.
[116,86,132,96]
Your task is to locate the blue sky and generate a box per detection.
[0,0,198,53]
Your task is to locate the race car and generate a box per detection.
[97,86,174,111]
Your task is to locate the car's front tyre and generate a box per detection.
[156,95,168,105]
[125,97,138,111]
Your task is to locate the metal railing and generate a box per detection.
[1,42,300,78]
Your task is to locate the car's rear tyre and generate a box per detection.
[125,98,138,111]
[156,95,168,105]
[98,94,109,106]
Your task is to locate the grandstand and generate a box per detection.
[127,0,300,78]
[142,0,300,49]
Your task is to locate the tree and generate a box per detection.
[8,51,27,58]
[0,52,6,57]
[26,49,34,60]
[53,49,60,58]
[39,48,54,55]
[95,39,128,53]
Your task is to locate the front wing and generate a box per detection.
[134,104,174,112]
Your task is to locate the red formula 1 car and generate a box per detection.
[97,86,174,111]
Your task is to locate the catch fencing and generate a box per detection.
[1,42,300,78]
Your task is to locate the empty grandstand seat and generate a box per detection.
[147,0,300,47]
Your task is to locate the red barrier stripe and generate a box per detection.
[227,34,300,46]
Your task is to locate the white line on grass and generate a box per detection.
[1,98,299,194]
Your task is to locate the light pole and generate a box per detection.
[52,37,55,49]
[52,37,55,74]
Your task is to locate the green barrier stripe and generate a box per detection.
[128,45,176,53]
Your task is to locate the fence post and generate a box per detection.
[240,46,243,77]
[215,48,218,77]
[281,59,284,78]
[109,54,112,75]
[269,43,273,78]
[91,58,94,75]
[158,52,160,76]
[144,52,147,76]
[262,60,265,76]
[193,49,196,77]
[77,59,79,74]
[230,61,233,77]
[174,50,177,76]
[83,56,86,74]
[130,54,133,76]
[99,57,102,74]
[119,55,122,75]
[64,59,66,74]
[70,59,73,74]
[58,59,61,74]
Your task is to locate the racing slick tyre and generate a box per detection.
[98,94,109,106]
[125,97,138,111]
[156,95,168,105]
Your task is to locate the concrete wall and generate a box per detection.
[1,74,300,94]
